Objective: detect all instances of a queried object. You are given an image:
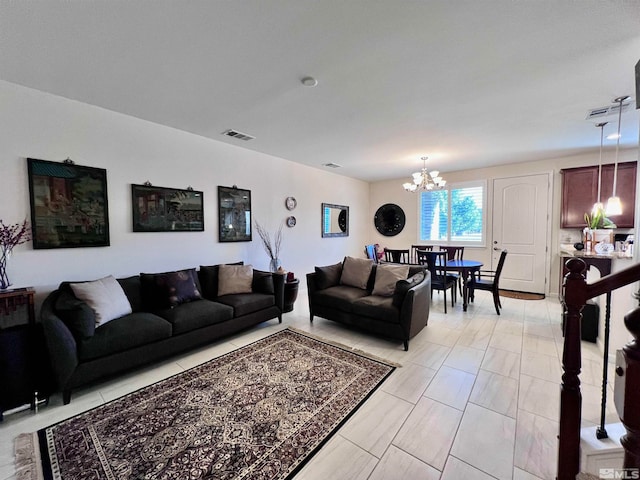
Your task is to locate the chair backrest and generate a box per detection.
[416,250,447,281]
[364,244,378,262]
[411,244,433,263]
[493,250,508,285]
[440,246,464,261]
[384,248,409,264]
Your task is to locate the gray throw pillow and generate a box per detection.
[218,265,254,296]
[340,256,374,290]
[372,263,410,297]
[392,272,425,308]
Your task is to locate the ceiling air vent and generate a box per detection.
[322,162,342,168]
[586,100,632,120]
[222,129,255,141]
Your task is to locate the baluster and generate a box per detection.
[558,258,587,480]
[597,291,612,439]
[619,307,640,468]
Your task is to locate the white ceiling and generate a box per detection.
[1,0,639,182]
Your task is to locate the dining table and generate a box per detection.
[436,259,483,311]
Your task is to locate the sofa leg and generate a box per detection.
[403,340,409,351]
[63,390,71,405]
[278,315,282,323]
[310,314,314,322]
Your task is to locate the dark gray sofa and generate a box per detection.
[307,258,430,350]
[41,265,284,404]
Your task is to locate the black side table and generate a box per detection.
[283,279,299,313]
[0,287,49,420]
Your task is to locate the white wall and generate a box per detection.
[0,80,370,304]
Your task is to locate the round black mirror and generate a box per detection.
[374,203,406,236]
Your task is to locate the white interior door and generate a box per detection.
[492,174,550,293]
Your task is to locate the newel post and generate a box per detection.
[558,258,587,480]
[618,307,640,468]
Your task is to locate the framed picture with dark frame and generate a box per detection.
[218,186,252,242]
[131,184,204,232]
[27,158,110,249]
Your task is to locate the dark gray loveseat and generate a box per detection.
[307,257,430,350]
[41,264,284,404]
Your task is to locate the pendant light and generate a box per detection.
[592,122,608,214]
[605,96,629,216]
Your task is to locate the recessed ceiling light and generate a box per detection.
[301,76,318,87]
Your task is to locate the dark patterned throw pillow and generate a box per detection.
[141,268,202,309]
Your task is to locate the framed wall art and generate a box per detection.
[321,203,349,238]
[132,184,204,232]
[27,158,110,249]
[218,186,251,242]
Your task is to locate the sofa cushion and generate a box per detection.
[252,269,275,295]
[55,291,96,339]
[216,292,275,317]
[352,295,400,323]
[70,275,133,327]
[155,299,234,335]
[392,272,425,308]
[117,276,143,312]
[340,256,374,290]
[218,265,254,296]
[314,262,342,290]
[198,262,244,300]
[77,312,172,361]
[312,285,369,313]
[372,263,410,297]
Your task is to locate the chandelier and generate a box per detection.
[402,157,446,192]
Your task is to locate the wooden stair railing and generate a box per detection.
[558,258,640,480]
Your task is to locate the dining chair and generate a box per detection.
[472,250,508,315]
[416,250,457,313]
[410,244,433,264]
[440,246,465,294]
[383,248,410,264]
[364,244,378,262]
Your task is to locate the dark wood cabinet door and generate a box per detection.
[561,162,636,229]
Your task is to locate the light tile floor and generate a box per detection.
[0,290,619,479]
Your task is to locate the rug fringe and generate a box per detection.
[14,432,43,480]
[286,327,403,368]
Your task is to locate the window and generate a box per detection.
[418,180,486,245]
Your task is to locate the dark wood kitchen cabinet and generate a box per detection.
[561,161,637,228]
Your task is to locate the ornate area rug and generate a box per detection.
[16,329,395,480]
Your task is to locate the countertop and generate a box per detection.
[559,245,633,260]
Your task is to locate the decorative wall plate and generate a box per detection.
[286,216,297,227]
[285,196,297,211]
[374,203,406,236]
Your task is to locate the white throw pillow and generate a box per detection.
[70,275,132,327]
[340,256,374,289]
[372,264,410,296]
[218,264,253,296]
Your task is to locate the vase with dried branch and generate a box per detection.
[255,220,283,272]
[0,219,31,290]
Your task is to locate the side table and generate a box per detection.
[0,287,48,420]
[283,279,299,313]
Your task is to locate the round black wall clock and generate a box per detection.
[374,203,406,236]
